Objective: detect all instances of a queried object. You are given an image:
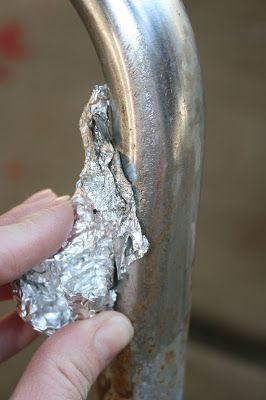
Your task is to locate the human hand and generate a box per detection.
[0,189,134,400]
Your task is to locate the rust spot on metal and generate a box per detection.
[97,346,134,399]
[97,373,111,399]
[111,346,134,398]
[165,350,175,364]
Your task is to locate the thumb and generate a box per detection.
[10,311,134,400]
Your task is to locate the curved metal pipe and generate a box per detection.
[70,1,204,399]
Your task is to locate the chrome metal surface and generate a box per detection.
[71,1,204,399]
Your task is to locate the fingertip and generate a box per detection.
[27,197,74,255]
[23,189,57,204]
[58,310,134,364]
[42,310,134,370]
[94,311,134,363]
[0,196,74,284]
[46,197,74,237]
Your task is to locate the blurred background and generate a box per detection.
[0,0,265,398]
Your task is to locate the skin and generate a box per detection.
[0,189,134,400]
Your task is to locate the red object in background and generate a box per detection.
[3,160,24,182]
[0,22,29,85]
[0,22,28,60]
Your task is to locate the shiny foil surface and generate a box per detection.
[13,85,149,335]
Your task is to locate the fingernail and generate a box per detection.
[94,315,134,363]
[35,189,55,199]
[51,195,71,206]
[25,189,56,203]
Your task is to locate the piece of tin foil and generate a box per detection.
[13,85,149,335]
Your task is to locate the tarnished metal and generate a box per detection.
[75,0,204,398]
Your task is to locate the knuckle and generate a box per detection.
[55,357,95,400]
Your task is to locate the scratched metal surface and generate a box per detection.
[71,1,204,398]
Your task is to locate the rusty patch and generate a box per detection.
[111,346,134,398]
[97,373,112,399]
[165,350,175,364]
[97,345,134,399]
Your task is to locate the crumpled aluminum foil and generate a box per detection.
[13,85,149,335]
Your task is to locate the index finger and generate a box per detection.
[0,198,73,285]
